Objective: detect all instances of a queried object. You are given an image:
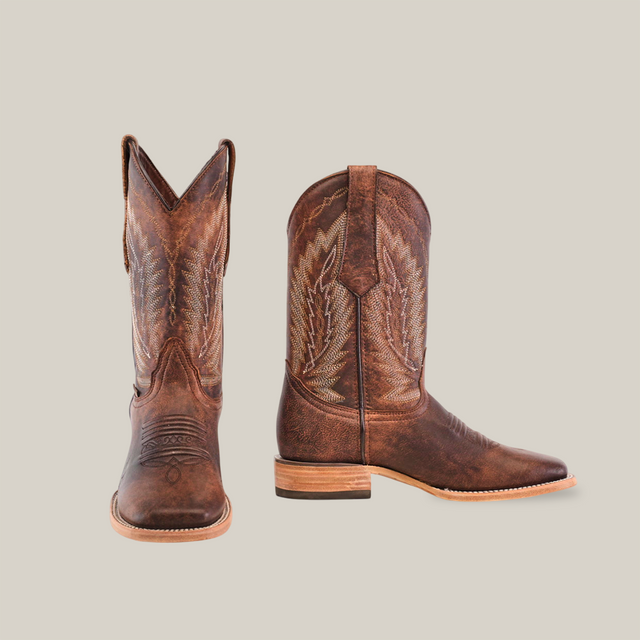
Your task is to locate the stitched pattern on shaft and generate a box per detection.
[290,209,354,403]
[293,186,349,241]
[127,205,164,383]
[126,162,227,384]
[183,191,228,385]
[129,171,224,326]
[366,217,426,403]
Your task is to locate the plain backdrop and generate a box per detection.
[1,1,638,639]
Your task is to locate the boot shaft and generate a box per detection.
[121,136,235,394]
[285,166,431,412]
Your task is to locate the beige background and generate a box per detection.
[1,1,638,639]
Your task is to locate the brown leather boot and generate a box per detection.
[275,166,576,501]
[110,136,235,541]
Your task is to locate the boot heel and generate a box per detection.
[274,457,371,499]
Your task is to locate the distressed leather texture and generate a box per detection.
[116,135,234,529]
[277,167,569,491]
[338,166,379,296]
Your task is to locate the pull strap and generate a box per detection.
[338,165,379,297]
[121,134,138,272]
[218,138,236,273]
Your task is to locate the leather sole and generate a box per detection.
[274,456,577,502]
[110,493,232,542]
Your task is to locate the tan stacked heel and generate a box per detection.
[274,457,577,502]
[274,457,372,499]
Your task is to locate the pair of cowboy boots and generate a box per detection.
[110,137,576,542]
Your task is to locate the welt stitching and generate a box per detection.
[442,475,575,494]
[113,494,230,532]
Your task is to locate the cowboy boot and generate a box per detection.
[110,135,235,541]
[275,166,576,501]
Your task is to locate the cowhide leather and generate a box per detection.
[277,166,569,491]
[116,135,234,529]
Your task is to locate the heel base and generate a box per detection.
[275,487,371,500]
[274,456,371,498]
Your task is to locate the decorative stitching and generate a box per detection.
[290,212,355,403]
[128,174,223,326]
[126,206,164,384]
[182,190,227,385]
[293,186,349,242]
[139,415,211,484]
[377,185,429,258]
[366,217,426,403]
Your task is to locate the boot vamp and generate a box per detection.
[117,338,226,530]
[118,457,226,530]
[368,394,568,492]
[117,401,225,530]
